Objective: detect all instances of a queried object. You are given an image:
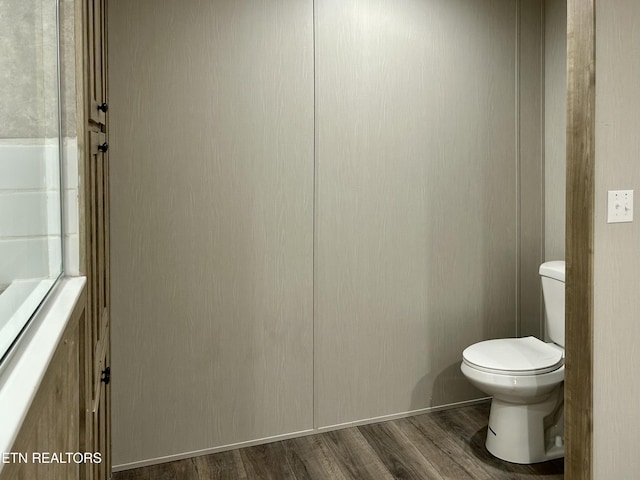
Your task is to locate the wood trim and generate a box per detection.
[80,0,111,477]
[565,0,595,478]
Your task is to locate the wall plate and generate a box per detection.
[607,190,633,223]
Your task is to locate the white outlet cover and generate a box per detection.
[607,190,634,223]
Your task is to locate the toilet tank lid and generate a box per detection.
[539,261,565,282]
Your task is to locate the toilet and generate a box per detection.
[460,261,565,464]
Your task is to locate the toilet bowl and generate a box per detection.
[460,261,565,464]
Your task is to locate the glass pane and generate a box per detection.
[0,0,63,361]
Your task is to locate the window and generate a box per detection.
[0,0,63,363]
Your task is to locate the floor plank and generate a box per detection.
[280,434,348,480]
[358,421,446,479]
[125,457,199,480]
[393,416,479,480]
[239,441,296,480]
[113,403,564,480]
[408,409,501,480]
[114,466,150,480]
[192,449,247,480]
[318,427,395,480]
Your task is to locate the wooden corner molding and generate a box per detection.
[565,0,595,478]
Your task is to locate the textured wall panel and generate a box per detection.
[594,0,640,476]
[518,0,544,338]
[544,0,567,261]
[109,0,314,466]
[314,0,522,428]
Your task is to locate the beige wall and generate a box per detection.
[110,0,545,468]
[519,0,545,338]
[594,0,640,476]
[544,0,567,262]
[314,0,544,427]
[109,0,315,467]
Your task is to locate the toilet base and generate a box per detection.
[485,385,564,464]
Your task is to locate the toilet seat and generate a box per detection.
[462,336,563,376]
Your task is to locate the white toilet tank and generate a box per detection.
[539,261,565,347]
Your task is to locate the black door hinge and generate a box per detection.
[101,366,111,385]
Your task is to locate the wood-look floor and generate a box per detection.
[113,402,563,480]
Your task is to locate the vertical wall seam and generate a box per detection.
[515,0,521,338]
[539,0,546,337]
[311,0,317,431]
